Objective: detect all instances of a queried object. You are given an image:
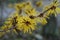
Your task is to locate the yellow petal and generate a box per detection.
[56,7,60,13]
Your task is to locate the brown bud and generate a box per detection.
[50,6,56,10]
[38,13,44,17]
[29,15,35,19]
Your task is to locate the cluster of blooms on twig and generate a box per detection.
[0,0,60,37]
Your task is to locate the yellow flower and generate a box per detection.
[0,17,13,32]
[0,24,12,37]
[14,2,26,11]
[24,8,37,16]
[37,17,47,25]
[44,9,55,18]
[36,1,42,7]
[44,0,60,17]
[14,2,32,11]
[24,2,32,9]
[52,0,60,15]
[16,16,36,33]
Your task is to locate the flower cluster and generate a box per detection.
[0,0,60,37]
